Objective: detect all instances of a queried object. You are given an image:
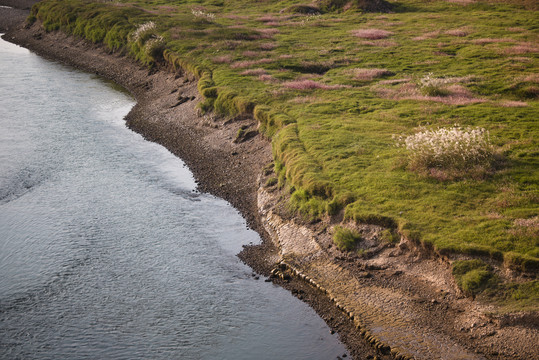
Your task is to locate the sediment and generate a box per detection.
[2,3,537,359]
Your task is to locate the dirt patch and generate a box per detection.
[258,168,539,360]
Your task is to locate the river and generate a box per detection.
[0,36,348,359]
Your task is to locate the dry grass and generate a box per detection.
[447,0,476,4]
[471,38,513,45]
[374,81,487,105]
[258,28,279,35]
[242,50,259,57]
[224,14,249,20]
[359,40,398,47]
[502,42,539,54]
[230,58,273,68]
[498,100,528,107]
[240,68,267,76]
[506,27,526,32]
[520,74,539,83]
[258,74,277,82]
[283,80,347,90]
[289,95,319,103]
[445,28,470,37]
[212,55,233,64]
[412,31,439,41]
[259,42,277,50]
[351,28,393,39]
[257,15,279,23]
[510,217,539,238]
[346,68,393,80]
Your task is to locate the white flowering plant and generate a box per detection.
[128,21,165,65]
[394,126,495,179]
[191,9,216,21]
[129,21,157,43]
[418,73,451,96]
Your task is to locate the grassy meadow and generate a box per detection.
[30,0,538,308]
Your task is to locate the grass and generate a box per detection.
[333,226,362,251]
[452,259,498,296]
[31,0,538,308]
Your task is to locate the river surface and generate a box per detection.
[0,37,348,359]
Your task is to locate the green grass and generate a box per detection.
[31,0,538,307]
[452,259,498,295]
[333,226,362,251]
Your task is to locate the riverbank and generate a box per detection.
[0,10,383,360]
[2,3,537,359]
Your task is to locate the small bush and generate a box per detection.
[395,126,495,179]
[333,226,362,251]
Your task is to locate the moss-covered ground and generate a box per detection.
[30,0,538,309]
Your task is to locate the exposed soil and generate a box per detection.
[1,3,537,359]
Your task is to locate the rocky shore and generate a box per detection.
[2,3,537,359]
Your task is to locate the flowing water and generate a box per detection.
[0,37,348,359]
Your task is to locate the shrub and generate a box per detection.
[333,226,362,251]
[395,126,495,179]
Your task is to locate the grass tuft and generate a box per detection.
[395,126,495,180]
[333,226,362,251]
[452,259,498,296]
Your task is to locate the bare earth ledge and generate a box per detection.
[3,15,537,360]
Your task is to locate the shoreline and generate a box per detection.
[2,6,537,359]
[1,18,385,360]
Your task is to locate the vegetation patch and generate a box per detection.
[333,226,362,251]
[452,259,498,296]
[31,0,538,307]
[394,125,496,180]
